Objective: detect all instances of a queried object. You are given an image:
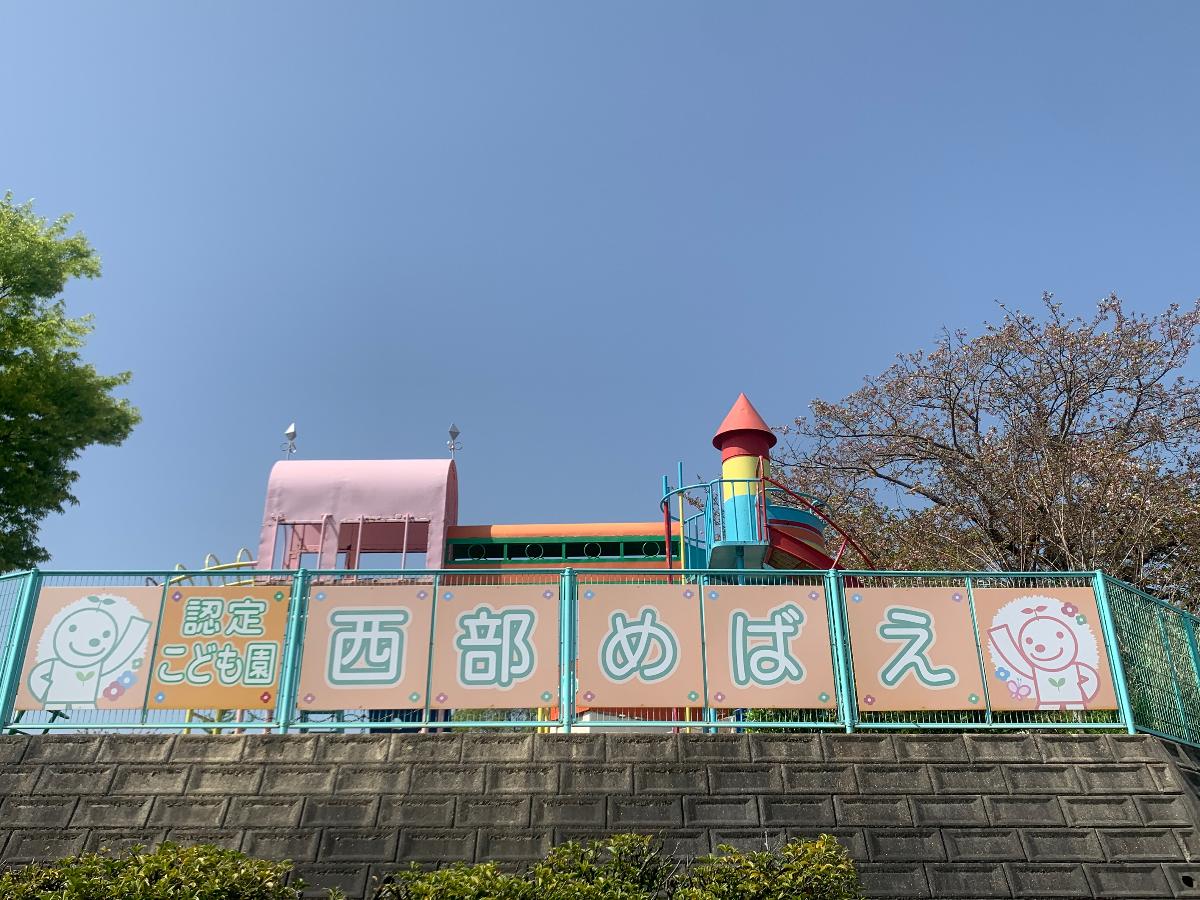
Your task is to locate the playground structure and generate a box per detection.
[251,393,872,578]
[0,395,1198,750]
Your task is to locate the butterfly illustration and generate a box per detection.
[1007,679,1032,700]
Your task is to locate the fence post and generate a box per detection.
[825,570,856,733]
[1093,571,1137,735]
[0,570,41,731]
[560,568,575,733]
[275,568,310,734]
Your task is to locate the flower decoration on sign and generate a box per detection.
[863,694,876,705]
[303,693,316,704]
[1075,614,1087,625]
[851,594,863,604]
[436,693,448,704]
[713,692,726,703]
[409,692,421,703]
[687,691,699,702]
[995,667,1010,681]
[683,590,694,599]
[117,671,136,688]
[442,592,454,602]
[1060,603,1078,617]
[540,691,553,702]
[171,591,182,602]
[808,591,820,601]
[259,692,272,704]
[818,692,830,703]
[273,591,285,601]
[543,590,554,599]
[582,691,596,702]
[584,590,594,600]
[708,591,719,601]
[951,592,963,602]
[315,592,327,602]
[102,683,123,702]
[154,691,165,703]
[968,693,979,704]
[417,590,428,600]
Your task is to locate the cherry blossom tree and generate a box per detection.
[777,294,1200,607]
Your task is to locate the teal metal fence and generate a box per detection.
[1102,575,1200,745]
[0,566,1196,746]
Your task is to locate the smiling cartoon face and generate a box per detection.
[52,608,120,666]
[1018,615,1078,672]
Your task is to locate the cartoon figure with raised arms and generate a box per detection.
[987,596,1099,709]
[27,594,152,710]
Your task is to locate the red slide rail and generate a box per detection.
[761,476,876,570]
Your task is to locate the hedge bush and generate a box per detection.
[0,842,339,900]
[377,833,862,900]
[0,834,862,900]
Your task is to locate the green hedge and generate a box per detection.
[0,834,863,900]
[0,843,336,900]
[377,833,863,900]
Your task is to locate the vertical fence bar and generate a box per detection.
[826,570,856,733]
[422,573,439,730]
[1093,571,1137,735]
[0,570,40,731]
[274,568,309,734]
[697,571,711,735]
[1184,617,1200,723]
[964,576,993,725]
[1155,606,1192,743]
[560,567,575,733]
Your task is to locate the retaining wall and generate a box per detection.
[1,732,1199,898]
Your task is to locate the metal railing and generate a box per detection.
[0,566,1196,746]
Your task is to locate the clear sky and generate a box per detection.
[4,2,1198,570]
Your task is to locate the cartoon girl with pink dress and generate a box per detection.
[988,601,1100,709]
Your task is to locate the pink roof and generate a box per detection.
[256,459,458,569]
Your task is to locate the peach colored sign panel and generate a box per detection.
[576,585,705,708]
[149,584,289,710]
[703,584,837,709]
[297,585,434,710]
[973,587,1117,711]
[15,587,163,712]
[427,584,560,708]
[844,587,985,711]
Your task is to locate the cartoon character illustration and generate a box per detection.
[27,594,152,710]
[988,598,1099,709]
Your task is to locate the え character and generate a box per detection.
[988,604,1099,709]
[27,597,152,710]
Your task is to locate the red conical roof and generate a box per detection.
[712,393,777,452]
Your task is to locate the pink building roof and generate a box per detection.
[256,459,458,569]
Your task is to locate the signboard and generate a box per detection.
[16,587,163,712]
[843,587,986,711]
[973,587,1118,711]
[427,585,560,708]
[297,585,434,710]
[148,584,289,710]
[702,584,837,709]
[575,585,704,708]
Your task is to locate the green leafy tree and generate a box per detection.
[0,193,139,571]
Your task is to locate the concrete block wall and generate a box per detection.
[1,732,1199,898]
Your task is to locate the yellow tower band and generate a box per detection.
[721,453,769,501]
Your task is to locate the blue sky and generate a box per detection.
[4,2,1198,569]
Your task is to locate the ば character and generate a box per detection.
[27,598,152,710]
[988,604,1099,710]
